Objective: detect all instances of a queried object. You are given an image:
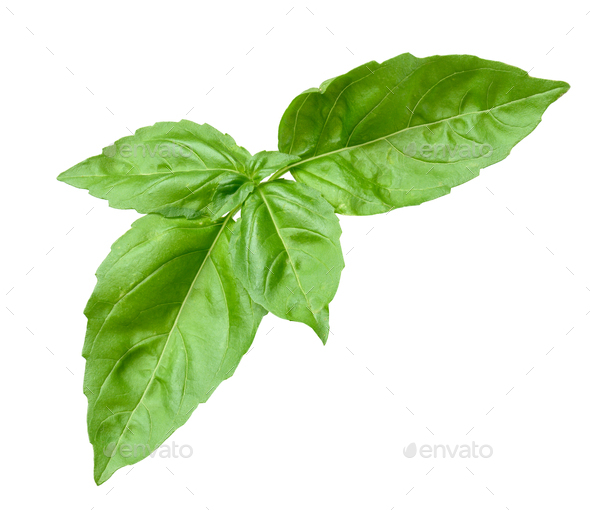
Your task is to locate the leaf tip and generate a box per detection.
[558,80,571,94]
[309,307,330,344]
[56,168,70,183]
[93,462,112,486]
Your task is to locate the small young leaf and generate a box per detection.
[231,180,344,342]
[83,213,265,484]
[245,151,301,181]
[58,120,252,219]
[203,180,256,220]
[278,53,569,215]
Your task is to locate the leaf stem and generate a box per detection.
[226,164,293,222]
[267,161,300,182]
[225,203,243,220]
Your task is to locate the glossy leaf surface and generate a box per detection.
[232,180,344,342]
[278,53,569,215]
[58,120,253,219]
[84,213,265,484]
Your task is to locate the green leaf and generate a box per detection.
[231,180,344,342]
[203,180,256,220]
[58,120,253,219]
[278,53,570,215]
[83,213,265,484]
[245,151,301,181]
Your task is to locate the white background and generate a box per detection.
[1,1,588,508]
